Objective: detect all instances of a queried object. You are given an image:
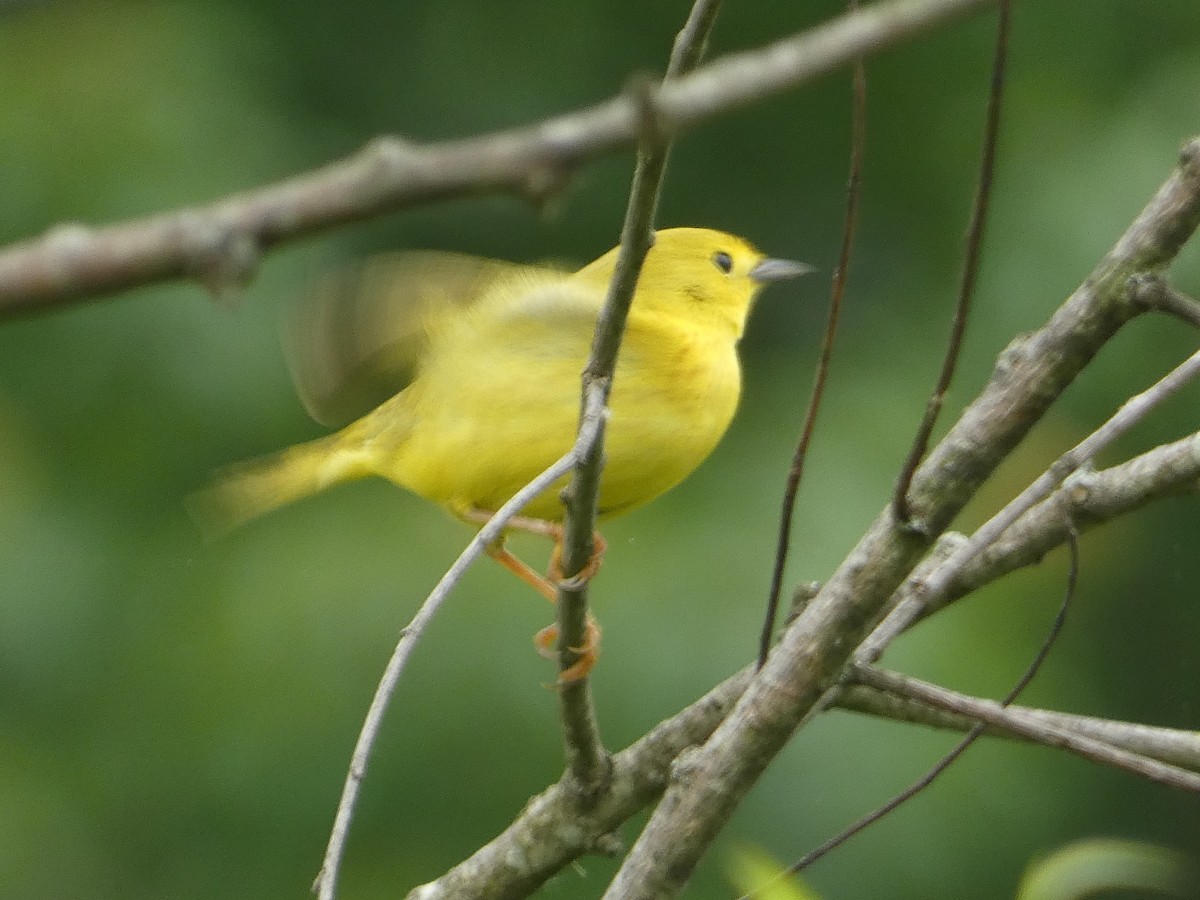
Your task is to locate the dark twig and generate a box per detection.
[758,0,865,669]
[892,0,1011,524]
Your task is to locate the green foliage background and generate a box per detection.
[1,1,1198,897]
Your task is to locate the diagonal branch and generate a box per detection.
[407,668,753,900]
[0,0,999,318]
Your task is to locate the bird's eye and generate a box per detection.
[712,251,733,274]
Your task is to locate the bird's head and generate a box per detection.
[578,227,812,338]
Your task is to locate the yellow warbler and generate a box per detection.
[190,227,810,679]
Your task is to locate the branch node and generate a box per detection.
[179,212,260,307]
[668,745,703,783]
[785,581,822,624]
[1131,275,1200,330]
[1178,136,1200,175]
[625,72,670,151]
[522,164,573,217]
[1128,272,1166,309]
[897,514,933,538]
[363,134,420,172]
[565,749,615,807]
[591,831,625,858]
[1062,467,1100,512]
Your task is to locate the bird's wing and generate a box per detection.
[285,251,569,427]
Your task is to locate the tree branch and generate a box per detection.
[838,684,1200,771]
[553,0,725,794]
[600,137,1200,899]
[934,429,1200,612]
[860,343,1200,663]
[850,666,1200,793]
[407,668,753,900]
[0,0,999,318]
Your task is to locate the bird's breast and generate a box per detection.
[600,322,742,515]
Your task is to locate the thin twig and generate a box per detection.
[0,0,1001,319]
[312,406,606,900]
[892,0,1010,524]
[555,0,724,793]
[851,665,1200,793]
[858,343,1200,666]
[758,0,865,669]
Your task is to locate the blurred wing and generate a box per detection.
[285,251,568,426]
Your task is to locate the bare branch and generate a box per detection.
[851,666,1200,793]
[0,0,1000,319]
[838,685,1200,770]
[1133,276,1200,329]
[553,0,725,794]
[407,668,752,900]
[860,344,1200,664]
[600,137,1200,900]
[934,430,1200,611]
[771,484,1071,883]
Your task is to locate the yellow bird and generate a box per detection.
[190,227,810,680]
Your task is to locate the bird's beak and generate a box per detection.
[750,258,814,283]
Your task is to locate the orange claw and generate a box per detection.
[549,531,607,590]
[534,615,603,684]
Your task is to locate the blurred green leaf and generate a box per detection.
[727,845,823,900]
[1016,838,1197,900]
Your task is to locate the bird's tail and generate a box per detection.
[187,431,373,537]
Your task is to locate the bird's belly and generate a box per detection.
[599,348,740,516]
